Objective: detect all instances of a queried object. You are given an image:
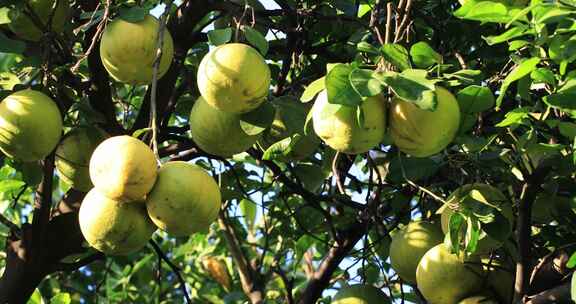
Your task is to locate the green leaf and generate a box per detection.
[455,1,526,23]
[536,7,574,24]
[262,136,292,161]
[484,25,531,45]
[410,42,442,68]
[0,7,10,24]
[207,28,233,46]
[20,161,42,186]
[325,64,363,106]
[0,32,25,54]
[464,216,480,254]
[496,57,540,108]
[448,212,465,255]
[239,199,257,231]
[50,293,71,304]
[357,42,380,55]
[544,78,576,111]
[509,40,530,51]
[243,26,268,55]
[349,68,387,97]
[381,44,411,71]
[444,70,484,86]
[118,6,147,23]
[300,77,325,103]
[27,289,43,304]
[569,252,576,268]
[531,68,556,85]
[378,69,438,110]
[495,107,531,127]
[0,72,20,90]
[239,102,276,136]
[457,85,495,114]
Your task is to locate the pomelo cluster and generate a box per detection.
[309,81,460,157]
[190,43,271,157]
[384,184,514,303]
[79,136,222,255]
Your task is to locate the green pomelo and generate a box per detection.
[458,296,499,304]
[416,244,484,304]
[100,15,174,85]
[390,87,460,158]
[146,161,222,236]
[79,189,156,255]
[332,284,390,304]
[441,183,513,253]
[89,135,158,202]
[189,96,260,157]
[197,43,270,113]
[213,0,268,35]
[259,97,320,160]
[0,89,62,161]
[56,126,108,192]
[8,0,71,41]
[389,221,444,284]
[312,91,387,155]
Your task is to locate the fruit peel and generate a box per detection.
[0,89,63,161]
[197,43,270,114]
[100,15,174,85]
[146,161,222,236]
[8,0,71,41]
[332,284,390,304]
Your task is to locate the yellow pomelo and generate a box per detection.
[213,0,268,35]
[197,43,270,113]
[100,15,174,85]
[8,0,71,41]
[79,189,156,255]
[416,244,484,304]
[332,284,389,304]
[441,183,513,253]
[259,97,320,160]
[458,296,498,304]
[146,161,222,236]
[312,91,387,154]
[390,87,460,158]
[0,89,62,161]
[459,0,528,6]
[189,97,260,157]
[389,221,444,284]
[56,127,108,192]
[89,135,157,202]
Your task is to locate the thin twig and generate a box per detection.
[150,0,175,164]
[149,239,192,304]
[72,0,110,72]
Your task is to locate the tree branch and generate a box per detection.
[149,239,192,304]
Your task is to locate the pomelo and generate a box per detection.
[332,284,390,304]
[55,126,108,192]
[0,89,62,161]
[197,43,270,113]
[416,244,484,304]
[389,221,444,284]
[312,91,387,154]
[189,96,260,157]
[8,0,71,41]
[389,87,460,158]
[146,161,221,236]
[440,183,513,253]
[79,188,156,255]
[89,135,157,202]
[100,15,174,85]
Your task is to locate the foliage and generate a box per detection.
[0,0,575,303]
